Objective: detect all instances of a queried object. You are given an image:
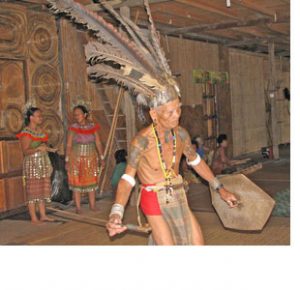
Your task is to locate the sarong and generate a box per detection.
[68,143,100,193]
[23,151,53,204]
[140,175,193,245]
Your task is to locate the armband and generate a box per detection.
[186,153,201,166]
[121,174,136,187]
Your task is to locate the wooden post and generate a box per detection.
[217,45,233,157]
[120,6,139,207]
[268,41,280,159]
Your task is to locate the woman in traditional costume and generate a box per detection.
[65,105,105,214]
[17,107,55,224]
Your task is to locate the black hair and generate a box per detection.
[73,105,89,117]
[217,134,227,145]
[114,149,127,164]
[191,140,198,148]
[24,107,40,126]
[283,87,290,101]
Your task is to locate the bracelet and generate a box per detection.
[186,153,201,166]
[109,203,124,219]
[100,155,105,160]
[65,156,69,162]
[121,174,136,187]
[209,177,224,192]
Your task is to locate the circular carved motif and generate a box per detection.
[32,65,62,108]
[0,7,26,56]
[34,28,52,53]
[28,14,58,62]
[5,105,24,134]
[40,110,64,149]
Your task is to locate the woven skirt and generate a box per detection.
[67,143,100,193]
[140,175,194,245]
[23,152,53,204]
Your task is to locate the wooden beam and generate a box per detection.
[137,19,230,44]
[176,0,240,20]
[165,16,289,35]
[138,19,289,56]
[231,0,279,19]
[86,0,171,11]
[226,37,289,49]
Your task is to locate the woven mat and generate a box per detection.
[272,188,290,217]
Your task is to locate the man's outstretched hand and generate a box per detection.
[218,188,240,208]
[106,214,127,237]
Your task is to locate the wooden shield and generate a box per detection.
[209,174,275,231]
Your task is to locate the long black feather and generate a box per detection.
[47,0,157,76]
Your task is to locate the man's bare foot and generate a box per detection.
[40,216,55,222]
[75,208,82,214]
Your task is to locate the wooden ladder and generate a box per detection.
[96,85,127,150]
[97,86,126,193]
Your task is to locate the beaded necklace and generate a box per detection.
[152,123,176,202]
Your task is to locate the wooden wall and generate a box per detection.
[229,49,267,156]
[161,36,290,156]
[161,36,220,106]
[263,58,290,145]
[0,2,66,212]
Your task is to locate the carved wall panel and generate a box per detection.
[27,11,58,64]
[31,64,62,110]
[0,179,7,212]
[0,60,26,136]
[40,110,64,149]
[3,176,25,211]
[0,140,23,174]
[0,3,27,58]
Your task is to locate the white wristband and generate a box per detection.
[121,174,136,187]
[109,203,124,219]
[186,153,201,166]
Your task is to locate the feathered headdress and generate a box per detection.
[47,0,181,108]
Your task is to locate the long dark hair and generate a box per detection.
[114,149,127,164]
[24,107,40,126]
[217,134,227,145]
[73,105,89,118]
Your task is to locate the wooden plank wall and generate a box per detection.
[229,49,267,156]
[161,36,219,106]
[161,36,290,156]
[263,58,290,145]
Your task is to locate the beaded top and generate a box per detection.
[69,123,100,144]
[16,127,49,149]
[16,127,48,142]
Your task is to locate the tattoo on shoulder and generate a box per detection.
[128,135,149,169]
[184,142,197,160]
[136,135,149,150]
[178,127,189,142]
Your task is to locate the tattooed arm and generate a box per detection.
[114,134,148,205]
[179,127,238,207]
[107,134,148,236]
[179,127,215,182]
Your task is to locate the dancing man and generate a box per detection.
[106,89,238,245]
